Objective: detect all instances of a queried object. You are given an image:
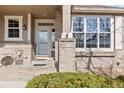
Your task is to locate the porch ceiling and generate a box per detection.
[0,5,61,19]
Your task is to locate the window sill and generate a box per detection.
[75,51,115,57]
[4,38,23,42]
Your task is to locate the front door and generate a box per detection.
[37,30,49,56]
[35,19,55,58]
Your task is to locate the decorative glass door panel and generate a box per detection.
[37,31,48,55]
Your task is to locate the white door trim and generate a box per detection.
[35,19,55,59]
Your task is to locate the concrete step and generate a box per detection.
[32,59,55,66]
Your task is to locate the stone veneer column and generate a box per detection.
[55,9,62,62]
[58,5,76,72]
[62,5,71,33]
[59,38,76,72]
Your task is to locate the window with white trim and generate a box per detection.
[4,16,23,41]
[72,15,114,51]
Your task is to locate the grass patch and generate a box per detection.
[26,72,124,88]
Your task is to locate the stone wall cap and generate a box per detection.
[59,38,76,42]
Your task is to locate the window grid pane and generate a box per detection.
[100,17,111,32]
[8,19,20,38]
[86,16,97,32]
[99,33,111,48]
[72,16,84,32]
[8,29,19,38]
[73,33,84,48]
[86,33,97,48]
[8,19,19,27]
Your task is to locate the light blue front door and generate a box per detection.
[37,30,49,56]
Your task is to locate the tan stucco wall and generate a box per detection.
[0,13,28,42]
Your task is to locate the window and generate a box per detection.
[72,16,114,51]
[99,17,111,48]
[4,16,23,41]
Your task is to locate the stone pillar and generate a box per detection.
[62,5,71,33]
[59,38,76,72]
[55,10,62,40]
[55,10,62,62]
[58,5,76,72]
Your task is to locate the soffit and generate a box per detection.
[0,5,61,18]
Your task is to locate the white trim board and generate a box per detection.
[28,13,31,42]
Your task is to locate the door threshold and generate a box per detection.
[36,55,53,60]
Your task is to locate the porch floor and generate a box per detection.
[0,59,57,88]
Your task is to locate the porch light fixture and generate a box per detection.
[22,24,27,30]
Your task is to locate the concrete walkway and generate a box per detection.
[0,59,57,88]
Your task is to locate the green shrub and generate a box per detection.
[25,72,124,88]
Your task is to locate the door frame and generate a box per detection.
[35,19,55,58]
